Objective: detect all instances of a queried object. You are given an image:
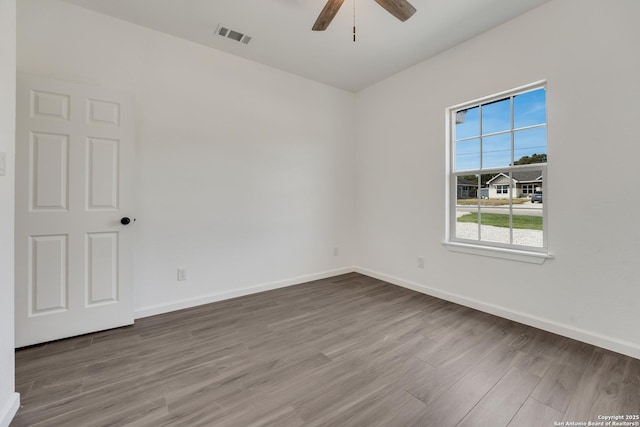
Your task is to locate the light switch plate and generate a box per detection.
[0,152,6,176]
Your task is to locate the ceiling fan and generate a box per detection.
[312,0,417,31]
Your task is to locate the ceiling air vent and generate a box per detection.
[216,25,252,45]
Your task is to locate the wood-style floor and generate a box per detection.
[12,273,640,426]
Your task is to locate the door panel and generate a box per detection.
[87,98,120,126]
[86,137,119,210]
[29,234,67,315]
[31,90,70,120]
[30,132,69,211]
[16,74,135,347]
[86,232,118,305]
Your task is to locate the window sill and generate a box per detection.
[443,241,553,264]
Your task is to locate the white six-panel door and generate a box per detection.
[15,74,135,347]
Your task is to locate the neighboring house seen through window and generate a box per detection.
[448,83,547,253]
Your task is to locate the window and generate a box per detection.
[522,184,536,195]
[447,82,548,256]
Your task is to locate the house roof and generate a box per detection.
[457,177,479,187]
[512,171,543,183]
[486,170,543,185]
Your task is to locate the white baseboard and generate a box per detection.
[0,393,20,427]
[134,266,356,319]
[355,266,640,360]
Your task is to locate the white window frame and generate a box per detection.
[444,81,552,264]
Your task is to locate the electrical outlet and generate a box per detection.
[177,268,187,281]
[333,246,339,256]
[417,257,425,268]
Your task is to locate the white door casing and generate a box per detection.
[15,74,135,347]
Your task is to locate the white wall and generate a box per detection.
[17,0,356,316]
[0,0,19,424]
[355,0,640,357]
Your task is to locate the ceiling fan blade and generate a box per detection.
[374,0,417,22]
[312,0,345,31]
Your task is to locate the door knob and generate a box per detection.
[120,217,133,225]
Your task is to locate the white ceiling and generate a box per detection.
[60,0,551,92]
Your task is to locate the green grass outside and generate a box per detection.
[457,213,543,230]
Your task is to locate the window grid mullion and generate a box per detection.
[509,95,515,245]
[478,104,483,241]
[454,122,546,144]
